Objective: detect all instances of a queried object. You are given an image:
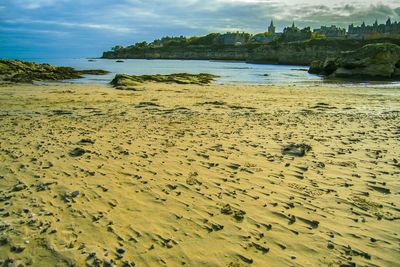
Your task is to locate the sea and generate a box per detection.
[26,58,400,87]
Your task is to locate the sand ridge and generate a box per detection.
[0,82,399,266]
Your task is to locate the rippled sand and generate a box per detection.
[0,82,399,266]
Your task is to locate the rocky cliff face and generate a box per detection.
[308,43,400,80]
[247,43,341,65]
[103,44,335,65]
[103,46,250,61]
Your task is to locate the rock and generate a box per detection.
[221,204,246,222]
[62,191,80,202]
[211,223,224,231]
[227,163,240,170]
[0,59,109,83]
[237,254,253,264]
[321,58,339,76]
[281,144,311,157]
[308,60,324,74]
[70,191,80,198]
[110,73,219,89]
[76,69,109,75]
[116,248,125,254]
[0,237,8,246]
[78,139,95,145]
[10,244,25,253]
[310,43,400,80]
[69,148,86,157]
[251,242,270,253]
[122,261,135,267]
[12,183,27,192]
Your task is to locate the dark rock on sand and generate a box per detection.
[221,204,246,222]
[0,237,8,246]
[78,139,95,145]
[116,248,126,254]
[10,245,25,253]
[12,183,27,192]
[69,148,87,157]
[62,190,80,202]
[281,144,311,157]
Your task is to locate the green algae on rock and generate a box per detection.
[110,73,219,89]
[0,59,109,83]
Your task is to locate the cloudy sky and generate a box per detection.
[1,0,399,58]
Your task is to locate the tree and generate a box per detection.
[111,45,124,52]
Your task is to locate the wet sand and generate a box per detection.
[0,82,399,266]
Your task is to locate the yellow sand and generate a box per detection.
[0,82,399,267]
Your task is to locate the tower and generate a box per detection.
[268,20,276,34]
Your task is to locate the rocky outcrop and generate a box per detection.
[0,59,109,83]
[110,73,219,89]
[248,42,342,65]
[309,43,400,80]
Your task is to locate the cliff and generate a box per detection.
[102,45,250,61]
[102,38,400,66]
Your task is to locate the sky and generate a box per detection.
[0,0,399,59]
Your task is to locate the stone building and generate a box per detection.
[313,25,346,38]
[281,22,312,42]
[268,20,276,34]
[348,18,400,38]
[250,20,281,43]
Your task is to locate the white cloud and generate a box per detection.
[13,0,68,9]
[0,26,67,36]
[4,18,136,33]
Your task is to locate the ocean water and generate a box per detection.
[27,58,400,87]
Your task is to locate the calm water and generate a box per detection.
[27,58,400,87]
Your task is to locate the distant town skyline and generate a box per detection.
[0,0,399,58]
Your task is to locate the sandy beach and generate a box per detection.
[0,82,399,267]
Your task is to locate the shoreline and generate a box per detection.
[2,57,400,87]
